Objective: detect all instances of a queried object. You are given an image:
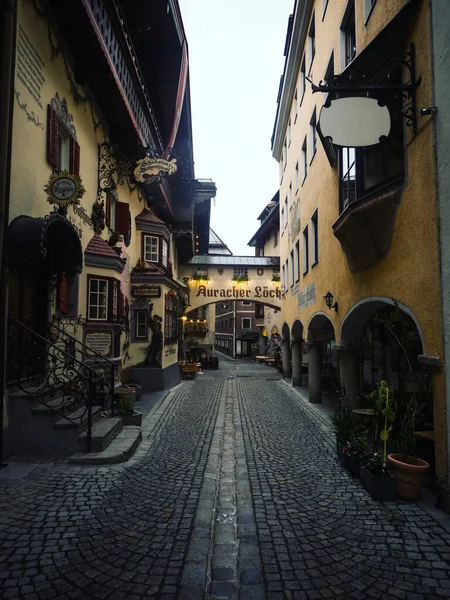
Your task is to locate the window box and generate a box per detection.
[232,275,248,283]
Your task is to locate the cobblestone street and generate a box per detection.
[2,359,450,599]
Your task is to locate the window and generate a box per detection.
[293,89,298,122]
[162,239,168,267]
[308,13,315,70]
[273,230,278,247]
[295,241,300,282]
[341,1,356,69]
[284,197,288,228]
[322,0,329,19]
[144,235,159,262]
[242,318,251,329]
[88,278,108,320]
[300,58,306,104]
[233,267,248,279]
[290,250,294,287]
[288,184,293,209]
[281,207,285,231]
[135,310,148,339]
[310,109,317,162]
[165,292,180,345]
[242,300,252,306]
[302,226,309,275]
[311,210,319,266]
[285,259,289,288]
[282,138,287,170]
[47,104,80,174]
[288,119,292,147]
[338,70,404,213]
[255,303,264,318]
[324,52,335,104]
[364,0,377,23]
[302,137,307,183]
[281,264,286,293]
[295,162,299,192]
[105,192,115,230]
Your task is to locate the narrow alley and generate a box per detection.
[1,359,450,600]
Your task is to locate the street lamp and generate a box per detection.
[323,291,338,312]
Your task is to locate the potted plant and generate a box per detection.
[372,307,431,500]
[118,393,142,427]
[330,389,355,457]
[232,274,248,283]
[388,385,430,500]
[361,453,397,501]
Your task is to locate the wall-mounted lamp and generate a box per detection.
[420,107,437,117]
[323,291,338,312]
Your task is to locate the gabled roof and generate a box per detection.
[135,208,165,224]
[208,228,233,256]
[85,234,123,259]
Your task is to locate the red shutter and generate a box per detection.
[105,193,112,228]
[47,104,58,167]
[59,273,69,314]
[71,139,80,174]
[115,201,129,235]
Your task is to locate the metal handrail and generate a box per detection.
[48,322,118,416]
[8,318,98,450]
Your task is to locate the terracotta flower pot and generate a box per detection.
[387,453,430,500]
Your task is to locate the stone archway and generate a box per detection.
[307,312,337,404]
[339,297,426,408]
[281,322,291,378]
[291,319,304,386]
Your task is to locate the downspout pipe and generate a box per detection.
[0,0,17,466]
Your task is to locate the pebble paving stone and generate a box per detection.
[0,358,449,599]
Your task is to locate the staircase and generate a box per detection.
[4,318,142,463]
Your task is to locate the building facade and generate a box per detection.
[248,192,282,359]
[1,0,215,457]
[272,0,447,481]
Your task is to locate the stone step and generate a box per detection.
[79,417,123,452]
[69,426,142,465]
[53,405,102,429]
[31,396,67,415]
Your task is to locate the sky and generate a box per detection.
[179,0,293,256]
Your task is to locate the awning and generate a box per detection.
[8,213,83,274]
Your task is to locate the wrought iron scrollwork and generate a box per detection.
[47,322,118,417]
[7,318,100,450]
[309,43,421,134]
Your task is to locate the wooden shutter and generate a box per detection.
[115,201,129,235]
[71,139,80,174]
[105,193,112,227]
[59,273,69,314]
[47,104,58,167]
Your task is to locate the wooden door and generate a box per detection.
[8,268,49,376]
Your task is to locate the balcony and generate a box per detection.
[184,321,208,335]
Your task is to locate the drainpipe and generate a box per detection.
[0,0,17,466]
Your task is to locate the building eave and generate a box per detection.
[272,0,314,161]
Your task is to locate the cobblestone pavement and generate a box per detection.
[1,360,450,599]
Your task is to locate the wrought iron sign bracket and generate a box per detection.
[98,142,136,193]
[308,43,421,135]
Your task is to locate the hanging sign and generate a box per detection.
[44,171,85,208]
[133,157,177,183]
[319,97,391,147]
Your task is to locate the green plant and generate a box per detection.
[369,379,396,464]
[364,452,390,476]
[119,395,135,416]
[232,275,248,283]
[330,390,355,443]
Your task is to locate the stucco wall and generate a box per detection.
[276,0,446,476]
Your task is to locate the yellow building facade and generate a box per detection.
[272,0,446,480]
[2,0,215,457]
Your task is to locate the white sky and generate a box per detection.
[179,0,293,256]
